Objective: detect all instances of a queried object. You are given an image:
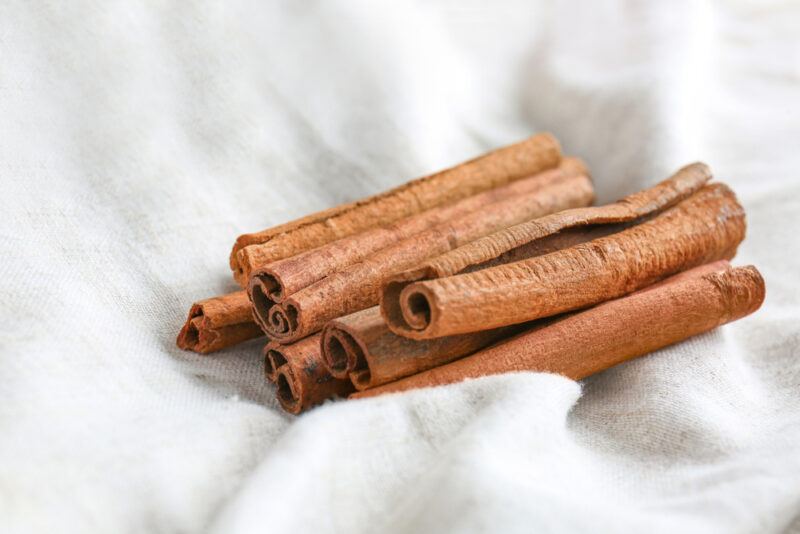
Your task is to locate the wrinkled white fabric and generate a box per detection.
[1,1,799,533]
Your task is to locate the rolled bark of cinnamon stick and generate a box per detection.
[176,291,262,354]
[353,263,765,399]
[381,162,713,337]
[232,133,562,286]
[267,334,354,414]
[321,306,524,390]
[263,341,284,383]
[250,158,587,305]
[383,181,745,339]
[255,170,594,343]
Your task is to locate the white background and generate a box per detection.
[2,1,799,533]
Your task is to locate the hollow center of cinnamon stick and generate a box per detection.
[403,290,432,330]
[184,316,202,347]
[325,335,351,374]
[251,282,276,329]
[276,371,299,411]
[258,272,284,302]
[265,348,287,378]
[350,368,371,389]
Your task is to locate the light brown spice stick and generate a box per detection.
[383,182,745,339]
[381,162,713,336]
[321,306,524,390]
[353,263,765,399]
[176,291,262,354]
[268,334,354,414]
[254,170,594,343]
[231,133,561,286]
[249,158,587,305]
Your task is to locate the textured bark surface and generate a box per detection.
[254,172,594,343]
[384,182,745,339]
[381,162,712,336]
[267,334,354,414]
[231,133,562,285]
[321,306,523,390]
[249,158,587,305]
[176,291,262,354]
[353,263,765,399]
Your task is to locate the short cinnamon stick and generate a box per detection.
[267,334,354,414]
[353,263,765,399]
[383,182,745,339]
[232,133,562,285]
[254,169,594,343]
[176,291,262,354]
[321,306,523,390]
[250,158,588,305]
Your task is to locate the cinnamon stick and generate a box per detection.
[176,291,262,354]
[267,334,354,414]
[353,263,765,399]
[381,162,713,337]
[321,306,524,390]
[263,341,283,383]
[382,181,745,339]
[232,133,562,286]
[253,168,594,343]
[250,158,587,305]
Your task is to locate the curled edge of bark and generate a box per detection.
[381,162,713,338]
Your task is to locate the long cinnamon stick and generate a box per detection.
[267,334,354,414]
[232,133,562,285]
[250,158,588,305]
[383,182,745,339]
[381,162,713,337]
[176,291,262,354]
[254,169,594,343]
[321,306,524,390]
[353,263,765,398]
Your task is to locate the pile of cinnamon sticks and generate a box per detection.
[177,133,765,414]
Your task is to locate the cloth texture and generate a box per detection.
[2,1,799,533]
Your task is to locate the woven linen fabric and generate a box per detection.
[2,1,799,533]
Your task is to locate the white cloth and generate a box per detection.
[2,1,799,533]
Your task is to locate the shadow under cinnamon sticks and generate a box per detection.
[352,262,765,399]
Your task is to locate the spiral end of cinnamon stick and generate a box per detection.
[321,324,368,380]
[276,367,302,415]
[263,343,287,383]
[176,306,216,354]
[248,275,277,332]
[256,269,286,302]
[250,277,302,343]
[381,281,438,339]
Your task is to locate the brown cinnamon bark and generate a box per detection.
[353,263,765,399]
[250,158,587,305]
[321,306,524,390]
[383,181,744,339]
[381,162,713,337]
[263,341,284,383]
[176,291,262,354]
[267,334,354,414]
[254,169,594,343]
[232,133,562,286]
